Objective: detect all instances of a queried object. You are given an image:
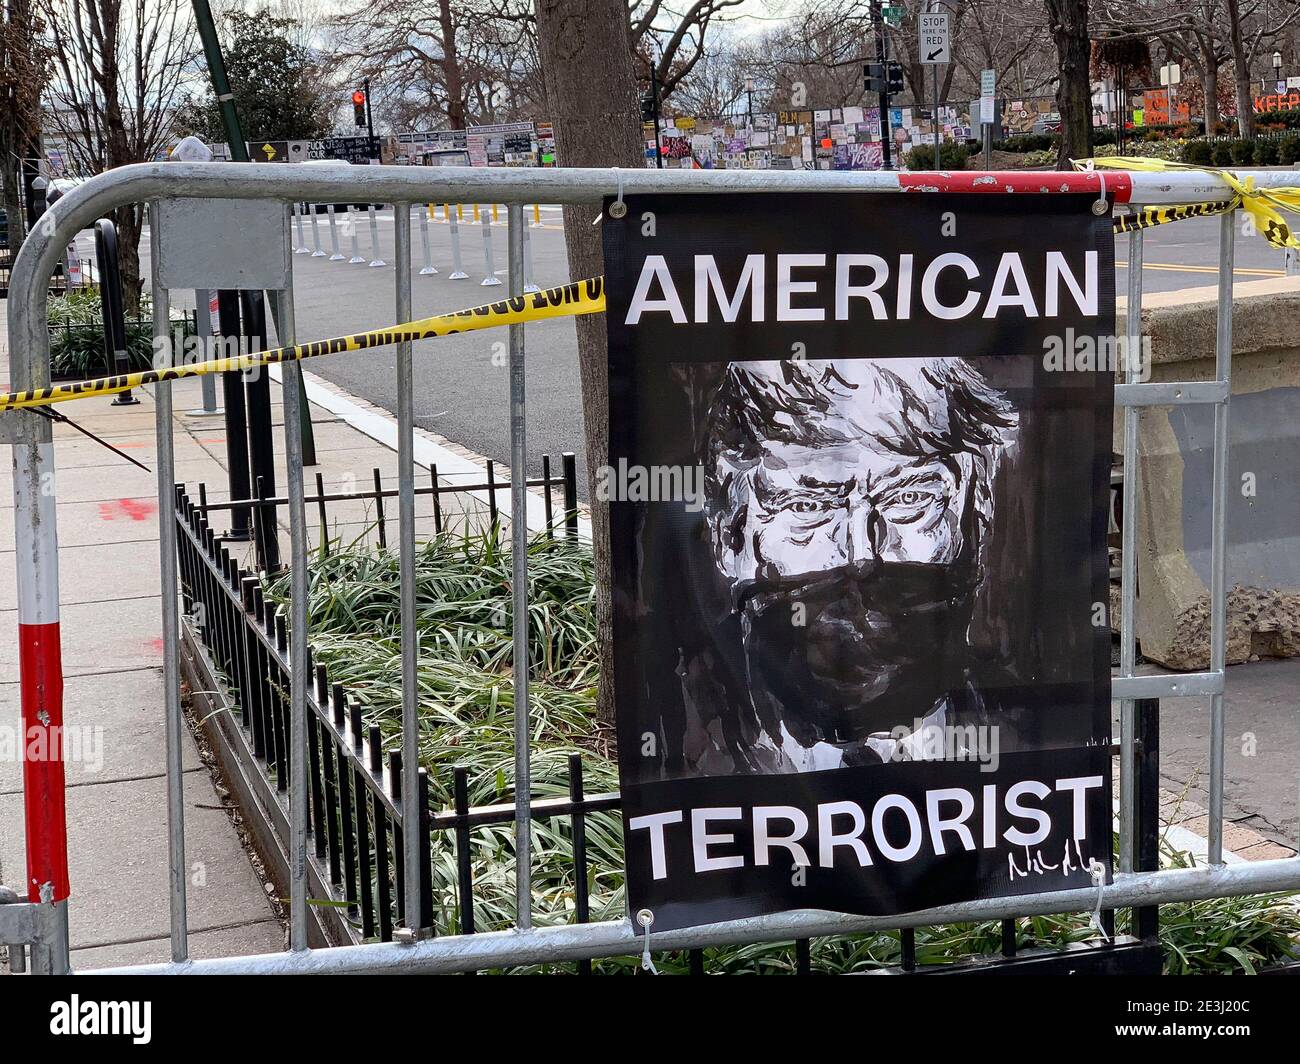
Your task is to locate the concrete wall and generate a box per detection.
[1118,277,1300,669]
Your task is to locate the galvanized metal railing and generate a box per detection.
[4,161,1300,975]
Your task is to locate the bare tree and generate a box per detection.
[1224,0,1300,135]
[330,0,539,131]
[1,0,49,248]
[1045,0,1093,166]
[41,0,194,307]
[629,0,748,100]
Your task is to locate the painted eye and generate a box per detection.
[788,499,821,514]
[896,490,925,506]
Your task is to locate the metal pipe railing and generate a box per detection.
[3,161,1290,975]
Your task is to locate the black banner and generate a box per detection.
[603,192,1116,931]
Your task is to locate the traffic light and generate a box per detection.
[640,94,656,122]
[865,62,906,96]
[352,89,367,128]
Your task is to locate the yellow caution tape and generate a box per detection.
[1,277,606,413]
[1112,199,1236,236]
[1084,156,1300,250]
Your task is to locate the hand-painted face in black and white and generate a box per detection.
[704,358,1017,751]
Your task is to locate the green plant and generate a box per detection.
[1254,137,1281,166]
[1230,138,1256,166]
[1281,134,1300,165]
[1182,139,1214,165]
[264,526,1300,973]
[903,140,970,171]
[1212,140,1236,167]
[46,291,194,379]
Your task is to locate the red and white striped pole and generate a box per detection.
[12,433,71,969]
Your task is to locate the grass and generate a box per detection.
[266,522,1300,974]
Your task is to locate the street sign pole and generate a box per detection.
[934,64,941,169]
[918,7,950,171]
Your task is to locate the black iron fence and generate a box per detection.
[174,461,1167,974]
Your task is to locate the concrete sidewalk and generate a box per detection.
[0,290,571,969]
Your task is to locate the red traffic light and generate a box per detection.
[352,89,366,106]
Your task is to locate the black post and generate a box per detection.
[872,2,893,171]
[650,62,664,169]
[364,76,378,160]
[1133,698,1161,943]
[93,220,138,404]
[216,291,252,542]
[239,291,279,571]
[562,452,579,538]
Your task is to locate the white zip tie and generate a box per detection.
[1087,859,1111,942]
[1092,170,1110,217]
[636,908,659,975]
[594,167,627,224]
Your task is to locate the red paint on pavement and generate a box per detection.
[97,498,156,522]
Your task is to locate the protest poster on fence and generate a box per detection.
[601,192,1116,931]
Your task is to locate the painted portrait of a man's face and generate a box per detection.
[702,357,1018,770]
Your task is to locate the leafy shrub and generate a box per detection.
[47,290,194,379]
[903,140,970,171]
[1182,139,1214,165]
[1230,138,1256,165]
[1211,140,1236,167]
[1280,134,1300,165]
[1254,138,1280,166]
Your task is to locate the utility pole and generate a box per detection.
[363,76,378,160]
[872,1,893,171]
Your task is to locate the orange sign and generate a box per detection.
[1254,91,1300,113]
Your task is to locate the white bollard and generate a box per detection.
[417,204,438,275]
[522,223,540,293]
[367,204,387,268]
[347,206,366,264]
[479,210,502,286]
[447,208,469,279]
[308,204,326,257]
[325,204,346,261]
[293,202,310,253]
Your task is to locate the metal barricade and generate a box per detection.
[4,162,1300,975]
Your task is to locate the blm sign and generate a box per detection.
[602,192,1115,931]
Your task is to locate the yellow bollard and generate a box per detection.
[427,203,435,220]
[472,203,480,223]
[491,203,499,225]
[456,203,463,220]
[532,203,541,226]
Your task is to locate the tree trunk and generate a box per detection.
[437,0,465,129]
[1202,51,1220,135]
[534,0,643,725]
[1,0,40,251]
[1226,0,1254,137]
[1045,0,1092,168]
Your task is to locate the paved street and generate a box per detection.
[125,204,1290,502]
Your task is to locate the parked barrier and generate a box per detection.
[4,161,1300,975]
